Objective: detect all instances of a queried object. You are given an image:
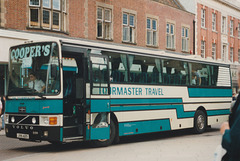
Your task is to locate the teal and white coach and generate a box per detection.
[5,38,232,146]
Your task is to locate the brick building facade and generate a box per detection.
[2,0,194,52]
[179,0,240,92]
[196,0,240,92]
[0,0,195,95]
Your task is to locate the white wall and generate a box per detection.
[198,0,240,19]
[0,29,54,63]
[178,0,196,14]
[0,37,25,63]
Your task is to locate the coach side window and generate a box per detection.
[128,55,157,84]
[189,63,201,86]
[208,65,218,86]
[150,58,162,84]
[128,55,143,83]
[189,63,212,86]
[103,52,128,83]
[162,59,188,85]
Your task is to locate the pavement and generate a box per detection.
[4,134,222,161]
[0,129,5,136]
[0,117,5,136]
[0,116,223,161]
[1,126,223,161]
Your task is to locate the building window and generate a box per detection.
[230,20,234,36]
[201,9,205,28]
[30,0,40,6]
[238,49,240,63]
[166,23,175,49]
[97,7,112,40]
[212,43,216,60]
[30,8,39,27]
[222,16,226,34]
[29,0,67,32]
[52,12,60,30]
[201,41,205,58]
[42,10,50,28]
[230,47,234,62]
[146,18,157,46]
[212,13,216,31]
[43,0,50,8]
[53,0,60,10]
[122,13,135,43]
[182,27,189,52]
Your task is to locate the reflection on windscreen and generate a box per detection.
[8,42,60,96]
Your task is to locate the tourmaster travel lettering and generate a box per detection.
[145,88,163,96]
[111,87,164,96]
[111,87,143,96]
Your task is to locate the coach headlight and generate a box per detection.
[32,117,36,124]
[11,116,15,123]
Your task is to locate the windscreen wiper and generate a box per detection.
[34,92,46,99]
[22,88,46,99]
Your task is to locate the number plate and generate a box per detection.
[17,133,29,139]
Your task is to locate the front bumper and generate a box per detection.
[5,124,62,142]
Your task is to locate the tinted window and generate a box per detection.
[102,52,128,83]
[189,62,217,86]
[128,55,162,84]
[162,59,189,85]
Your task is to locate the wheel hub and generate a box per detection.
[197,115,205,130]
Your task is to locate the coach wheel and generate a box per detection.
[92,118,117,147]
[193,110,207,134]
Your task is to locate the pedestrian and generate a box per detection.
[0,96,5,130]
[220,92,240,161]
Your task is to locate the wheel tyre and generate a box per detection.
[92,118,116,147]
[193,110,207,134]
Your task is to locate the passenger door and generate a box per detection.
[89,54,110,140]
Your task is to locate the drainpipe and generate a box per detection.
[193,20,196,55]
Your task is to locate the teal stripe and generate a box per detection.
[60,128,63,142]
[119,119,171,136]
[111,98,194,118]
[86,126,90,141]
[110,98,230,118]
[6,100,63,113]
[63,66,77,71]
[111,98,182,105]
[207,109,230,116]
[112,104,195,118]
[41,65,76,71]
[90,126,110,140]
[188,88,232,97]
[91,99,110,112]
